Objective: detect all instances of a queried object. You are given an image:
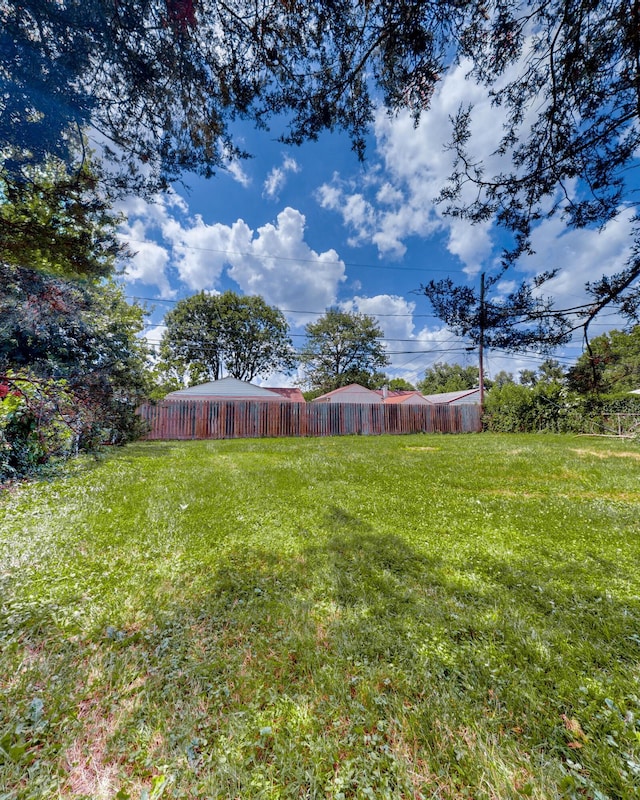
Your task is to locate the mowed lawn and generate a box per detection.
[1,434,640,800]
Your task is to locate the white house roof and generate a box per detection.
[422,388,481,404]
[165,377,291,401]
[311,384,383,403]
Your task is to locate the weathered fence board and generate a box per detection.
[137,400,482,440]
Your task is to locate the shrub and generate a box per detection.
[484,383,640,435]
[0,373,78,481]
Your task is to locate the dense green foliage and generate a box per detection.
[516,359,566,389]
[2,435,640,798]
[0,160,122,280]
[484,381,640,435]
[0,374,79,480]
[567,326,640,395]
[491,369,516,389]
[484,349,640,433]
[0,144,151,482]
[418,361,480,395]
[0,265,150,480]
[300,308,389,393]
[387,377,416,392]
[156,291,295,388]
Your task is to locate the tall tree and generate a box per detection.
[388,377,416,391]
[300,308,389,393]
[518,359,565,388]
[215,292,296,382]
[537,359,565,385]
[157,291,295,385]
[490,370,515,390]
[426,1,640,345]
[423,276,572,355]
[519,369,538,388]
[158,292,226,384]
[0,142,150,476]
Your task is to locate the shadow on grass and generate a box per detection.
[4,505,640,798]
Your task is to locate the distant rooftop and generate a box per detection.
[421,388,481,405]
[165,377,305,402]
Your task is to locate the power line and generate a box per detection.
[129,294,437,319]
[123,237,465,274]
[130,293,624,325]
[142,339,474,357]
[141,325,446,344]
[490,348,576,365]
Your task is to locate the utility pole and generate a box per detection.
[478,272,485,409]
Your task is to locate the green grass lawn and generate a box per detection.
[1,433,640,799]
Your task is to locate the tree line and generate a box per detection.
[152,296,391,399]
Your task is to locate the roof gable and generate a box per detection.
[267,387,306,403]
[311,383,383,403]
[166,377,291,400]
[383,391,431,405]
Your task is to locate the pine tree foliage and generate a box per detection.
[3,1,640,336]
[423,275,573,352]
[434,0,640,343]
[0,160,123,279]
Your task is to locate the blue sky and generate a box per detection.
[116,59,637,388]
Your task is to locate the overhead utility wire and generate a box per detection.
[128,294,605,322]
[142,338,574,363]
[142,339,475,357]
[128,295,437,319]
[123,237,465,273]
[140,324,450,344]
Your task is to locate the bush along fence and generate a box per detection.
[483,384,640,436]
[1,370,148,483]
[137,400,482,440]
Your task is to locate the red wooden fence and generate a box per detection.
[137,400,482,440]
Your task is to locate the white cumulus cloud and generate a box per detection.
[226,207,346,322]
[118,196,346,327]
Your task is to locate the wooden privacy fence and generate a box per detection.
[137,400,482,440]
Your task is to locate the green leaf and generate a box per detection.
[149,775,168,799]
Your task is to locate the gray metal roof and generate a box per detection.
[165,377,283,399]
[421,388,481,404]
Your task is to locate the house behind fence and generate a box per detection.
[137,399,482,440]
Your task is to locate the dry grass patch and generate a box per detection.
[570,447,640,460]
